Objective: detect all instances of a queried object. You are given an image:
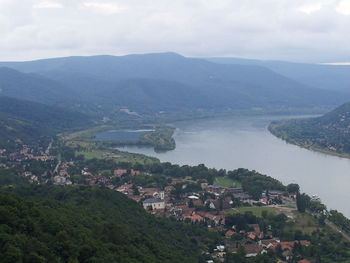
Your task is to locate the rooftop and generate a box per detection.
[143,198,163,204]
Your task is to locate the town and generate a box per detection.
[0,139,321,262]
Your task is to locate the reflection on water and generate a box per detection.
[119,115,350,217]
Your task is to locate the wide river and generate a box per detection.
[119,115,350,217]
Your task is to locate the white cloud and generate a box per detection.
[336,0,350,15]
[0,0,349,62]
[322,62,350,65]
[82,2,127,15]
[298,3,322,14]
[34,1,63,9]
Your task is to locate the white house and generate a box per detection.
[143,198,165,210]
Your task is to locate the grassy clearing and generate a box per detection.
[227,206,279,217]
[76,149,159,166]
[286,211,319,234]
[62,125,112,141]
[76,150,106,159]
[214,177,241,188]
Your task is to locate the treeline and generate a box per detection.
[227,168,285,199]
[328,210,350,234]
[66,151,287,200]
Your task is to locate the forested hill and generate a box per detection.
[0,185,213,263]
[269,102,350,155]
[0,67,73,105]
[0,96,91,147]
[0,53,348,116]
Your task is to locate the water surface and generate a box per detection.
[119,116,350,217]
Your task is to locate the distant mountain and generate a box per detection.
[0,96,91,147]
[0,53,348,116]
[269,102,350,155]
[0,185,210,262]
[207,57,350,92]
[0,67,74,105]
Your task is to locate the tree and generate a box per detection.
[296,193,310,213]
[287,183,300,194]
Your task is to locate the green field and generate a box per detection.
[76,149,159,165]
[284,211,318,234]
[226,206,279,217]
[76,150,108,159]
[214,177,242,188]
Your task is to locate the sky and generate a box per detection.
[0,0,349,62]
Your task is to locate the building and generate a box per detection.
[143,198,165,210]
[114,169,128,177]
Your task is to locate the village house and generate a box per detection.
[205,199,231,210]
[200,182,209,189]
[197,211,225,226]
[227,241,265,258]
[116,184,133,195]
[0,149,6,154]
[114,169,127,177]
[245,244,265,257]
[164,185,175,192]
[232,193,252,201]
[140,187,165,199]
[53,176,66,185]
[130,169,140,176]
[225,230,236,238]
[183,213,204,223]
[258,239,280,250]
[24,171,32,177]
[143,198,165,210]
[225,187,243,194]
[207,185,224,195]
[174,205,196,217]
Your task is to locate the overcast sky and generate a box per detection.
[0,0,349,62]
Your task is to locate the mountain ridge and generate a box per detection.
[0,53,348,116]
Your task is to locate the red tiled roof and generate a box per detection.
[248,233,257,240]
[225,230,236,238]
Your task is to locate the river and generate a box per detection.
[119,115,350,217]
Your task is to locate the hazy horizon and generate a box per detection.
[0,0,350,63]
[0,51,350,66]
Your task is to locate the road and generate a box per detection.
[325,220,350,242]
[45,140,53,155]
[54,154,61,174]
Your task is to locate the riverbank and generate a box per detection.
[268,123,350,160]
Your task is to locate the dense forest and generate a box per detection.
[0,96,91,148]
[0,185,220,263]
[269,102,350,156]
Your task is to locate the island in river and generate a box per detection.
[65,125,176,152]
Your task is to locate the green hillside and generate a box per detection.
[0,53,348,116]
[0,96,92,147]
[269,102,350,155]
[0,67,73,105]
[0,185,216,263]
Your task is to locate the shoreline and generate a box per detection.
[268,125,350,160]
